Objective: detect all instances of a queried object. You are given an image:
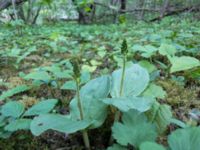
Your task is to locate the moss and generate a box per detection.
[7,77,25,88]
[157,79,200,108]
[19,96,39,108]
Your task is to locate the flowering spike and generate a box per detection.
[121,39,128,55]
[70,59,81,79]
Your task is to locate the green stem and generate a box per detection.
[115,55,126,121]
[119,55,126,96]
[109,55,126,145]
[75,78,84,120]
[75,78,91,150]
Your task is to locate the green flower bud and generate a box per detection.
[70,59,81,79]
[121,39,128,55]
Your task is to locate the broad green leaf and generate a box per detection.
[23,99,58,116]
[61,81,76,90]
[140,142,166,150]
[111,64,149,97]
[0,85,30,101]
[138,60,157,73]
[147,102,172,133]
[107,144,127,150]
[24,71,51,81]
[142,83,166,99]
[103,97,154,112]
[1,101,25,118]
[169,56,200,73]
[168,127,200,150]
[30,114,90,136]
[112,110,157,147]
[70,75,111,128]
[159,44,176,56]
[5,119,31,132]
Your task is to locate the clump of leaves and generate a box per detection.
[0,99,58,138]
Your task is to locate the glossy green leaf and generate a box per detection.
[23,99,58,116]
[103,97,154,112]
[169,56,200,73]
[111,64,149,97]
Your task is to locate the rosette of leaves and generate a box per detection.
[103,64,154,113]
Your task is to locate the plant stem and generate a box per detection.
[115,55,126,121]
[109,55,126,145]
[75,78,84,120]
[75,78,91,150]
[120,55,126,97]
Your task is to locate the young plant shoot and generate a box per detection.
[71,59,91,150]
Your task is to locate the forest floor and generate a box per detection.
[0,17,200,150]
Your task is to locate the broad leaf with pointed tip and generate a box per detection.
[112,110,157,148]
[169,56,200,73]
[30,114,91,136]
[111,64,149,98]
[103,97,154,112]
[70,75,111,128]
